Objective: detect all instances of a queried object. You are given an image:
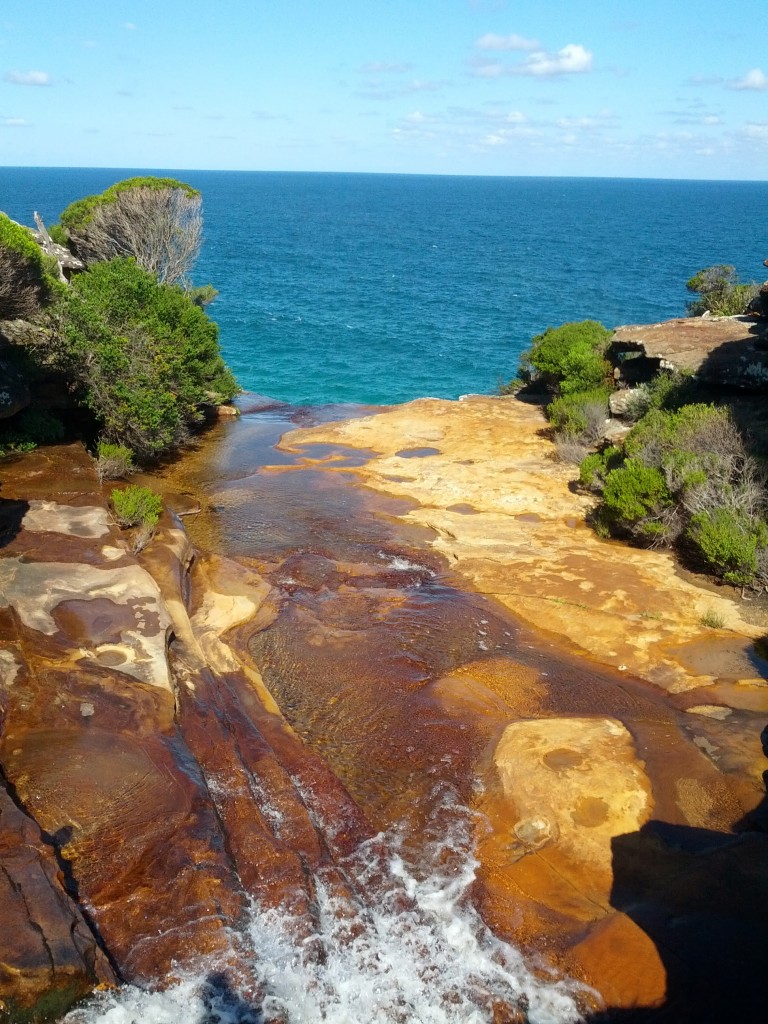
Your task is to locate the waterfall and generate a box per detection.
[64,800,590,1024]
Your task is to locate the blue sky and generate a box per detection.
[1,0,766,179]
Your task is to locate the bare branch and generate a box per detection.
[70,187,202,285]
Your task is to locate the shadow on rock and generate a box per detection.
[0,496,28,548]
[586,785,768,1024]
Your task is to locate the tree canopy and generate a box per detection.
[59,176,203,285]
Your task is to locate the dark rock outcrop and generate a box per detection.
[610,315,768,391]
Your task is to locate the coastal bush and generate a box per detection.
[519,320,612,393]
[601,460,676,543]
[40,257,237,459]
[59,177,202,285]
[687,508,768,586]
[96,440,134,481]
[621,370,696,421]
[547,386,611,440]
[584,394,768,585]
[0,212,58,320]
[111,484,163,528]
[579,446,622,490]
[686,265,759,317]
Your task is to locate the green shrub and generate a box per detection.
[111,485,163,528]
[601,459,674,542]
[47,223,69,246]
[547,386,611,438]
[579,446,622,490]
[45,257,237,459]
[687,508,768,586]
[624,404,737,473]
[96,440,134,481]
[520,320,612,393]
[0,212,59,319]
[622,371,696,421]
[686,265,759,317]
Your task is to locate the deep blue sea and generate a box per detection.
[2,168,766,405]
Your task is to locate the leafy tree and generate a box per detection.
[59,177,202,285]
[36,258,237,458]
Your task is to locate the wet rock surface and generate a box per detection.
[1,400,768,1022]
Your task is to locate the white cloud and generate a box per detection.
[474,33,540,51]
[728,68,768,91]
[469,43,593,79]
[4,69,52,86]
[122,22,137,31]
[743,122,768,140]
[517,44,593,77]
[1,115,30,126]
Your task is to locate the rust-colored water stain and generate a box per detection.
[666,635,768,683]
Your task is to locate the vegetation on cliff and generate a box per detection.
[686,264,760,317]
[506,319,613,455]
[57,177,201,285]
[511,278,768,591]
[0,177,237,464]
[33,257,237,458]
[0,212,62,320]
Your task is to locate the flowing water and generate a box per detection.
[64,813,586,1024]
[57,402,704,1022]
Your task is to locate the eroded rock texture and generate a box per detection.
[611,316,768,390]
[0,443,374,1019]
[3,402,768,1024]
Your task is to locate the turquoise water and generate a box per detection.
[2,168,766,404]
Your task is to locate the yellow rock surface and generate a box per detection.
[285,394,766,696]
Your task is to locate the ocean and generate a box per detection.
[1,168,766,405]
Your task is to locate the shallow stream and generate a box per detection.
[65,402,693,1023]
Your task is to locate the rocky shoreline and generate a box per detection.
[1,394,767,1021]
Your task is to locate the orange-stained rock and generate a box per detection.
[0,786,117,1020]
[0,446,248,993]
[284,395,766,697]
[567,911,667,1011]
[494,717,652,894]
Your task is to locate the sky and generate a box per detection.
[1,0,767,179]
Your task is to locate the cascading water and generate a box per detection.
[76,402,629,1023]
[63,799,590,1024]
